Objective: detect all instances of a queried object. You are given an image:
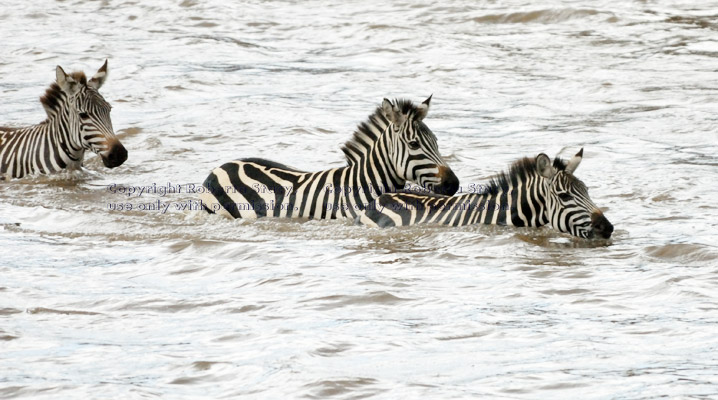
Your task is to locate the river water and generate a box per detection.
[1,1,717,398]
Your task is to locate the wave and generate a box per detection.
[474,8,612,24]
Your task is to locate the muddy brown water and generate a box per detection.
[1,1,717,398]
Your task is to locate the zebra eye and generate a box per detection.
[408,140,420,150]
[78,112,89,119]
[558,192,573,202]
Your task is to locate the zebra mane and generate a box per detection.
[340,99,419,165]
[40,71,88,117]
[485,156,567,194]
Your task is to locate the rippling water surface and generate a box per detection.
[1,0,717,398]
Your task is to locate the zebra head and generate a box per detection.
[536,149,613,239]
[382,96,459,195]
[55,60,127,168]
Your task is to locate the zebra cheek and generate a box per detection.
[396,165,410,181]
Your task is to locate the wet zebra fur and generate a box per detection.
[200,96,459,219]
[0,60,126,180]
[357,149,614,239]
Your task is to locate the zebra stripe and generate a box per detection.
[0,60,127,180]
[358,149,614,239]
[200,96,459,219]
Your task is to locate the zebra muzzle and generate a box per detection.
[431,166,459,196]
[590,212,614,239]
[103,141,128,168]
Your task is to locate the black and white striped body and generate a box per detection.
[358,149,614,239]
[0,61,126,180]
[200,97,459,219]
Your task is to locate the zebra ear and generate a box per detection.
[415,94,432,121]
[88,59,108,90]
[565,148,583,174]
[536,153,556,179]
[382,98,406,126]
[56,65,81,96]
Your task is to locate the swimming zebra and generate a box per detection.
[357,149,614,239]
[0,60,126,180]
[200,96,459,219]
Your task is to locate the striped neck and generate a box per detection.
[336,131,403,216]
[41,84,85,162]
[477,156,572,227]
[341,105,404,207]
[469,175,550,227]
[356,132,403,189]
[450,159,556,227]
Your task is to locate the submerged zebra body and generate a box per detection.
[0,60,126,180]
[200,96,459,219]
[358,149,614,239]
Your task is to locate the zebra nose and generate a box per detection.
[435,166,459,196]
[103,142,128,168]
[591,212,613,239]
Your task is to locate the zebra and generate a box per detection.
[200,96,459,219]
[357,149,614,239]
[0,60,127,180]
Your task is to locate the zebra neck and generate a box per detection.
[46,102,85,163]
[461,176,549,227]
[357,146,403,195]
[336,155,402,216]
